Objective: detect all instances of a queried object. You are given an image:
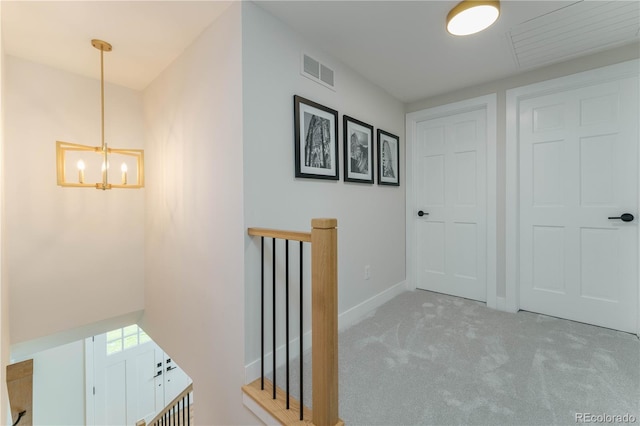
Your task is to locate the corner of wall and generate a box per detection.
[0,1,11,421]
[142,3,251,424]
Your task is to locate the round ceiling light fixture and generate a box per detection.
[446,0,500,36]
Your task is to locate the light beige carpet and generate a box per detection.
[276,290,640,425]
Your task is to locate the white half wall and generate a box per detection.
[12,340,85,426]
[242,2,406,366]
[142,3,254,424]
[4,57,145,346]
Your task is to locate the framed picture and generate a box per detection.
[377,129,400,186]
[294,95,339,180]
[343,115,374,183]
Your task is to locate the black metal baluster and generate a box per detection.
[182,396,186,425]
[286,240,290,409]
[261,236,264,390]
[299,240,304,421]
[272,237,277,399]
[187,393,190,426]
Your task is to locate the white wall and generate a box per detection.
[142,4,254,424]
[406,42,640,300]
[242,2,406,366]
[4,57,145,345]
[12,341,85,425]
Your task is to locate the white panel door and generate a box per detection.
[93,333,164,425]
[416,108,487,301]
[518,77,638,332]
[92,326,192,425]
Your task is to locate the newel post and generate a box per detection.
[311,218,339,426]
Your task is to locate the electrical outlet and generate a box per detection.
[364,265,371,280]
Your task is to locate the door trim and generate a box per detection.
[505,59,640,336]
[85,337,95,426]
[406,94,497,308]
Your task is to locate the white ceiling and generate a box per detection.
[1,1,235,91]
[2,1,638,102]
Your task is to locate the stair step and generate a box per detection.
[242,378,314,425]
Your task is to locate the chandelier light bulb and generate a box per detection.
[77,159,85,184]
[121,163,128,185]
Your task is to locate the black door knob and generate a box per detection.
[418,210,428,217]
[608,213,634,222]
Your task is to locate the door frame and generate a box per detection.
[505,59,640,336]
[85,338,95,426]
[406,94,497,307]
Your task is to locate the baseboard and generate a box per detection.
[244,280,408,384]
[338,280,408,331]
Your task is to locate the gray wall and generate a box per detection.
[242,2,406,366]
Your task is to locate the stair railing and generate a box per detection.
[137,383,193,426]
[243,218,342,426]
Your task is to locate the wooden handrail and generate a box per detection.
[248,227,312,242]
[6,359,33,426]
[244,218,342,426]
[141,382,193,426]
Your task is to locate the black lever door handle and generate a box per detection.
[608,213,634,222]
[418,210,429,217]
[167,366,177,372]
[153,371,162,378]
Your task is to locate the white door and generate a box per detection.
[518,77,638,333]
[415,108,487,302]
[91,326,193,425]
[93,327,164,425]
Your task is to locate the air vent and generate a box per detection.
[303,54,320,78]
[320,64,334,87]
[301,53,335,90]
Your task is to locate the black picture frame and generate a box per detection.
[294,95,339,180]
[377,129,400,186]
[343,115,374,184]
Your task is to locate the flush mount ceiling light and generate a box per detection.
[447,0,500,36]
[56,39,144,190]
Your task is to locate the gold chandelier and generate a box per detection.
[56,39,144,190]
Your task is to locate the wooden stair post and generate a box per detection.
[310,219,339,426]
[6,359,33,426]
